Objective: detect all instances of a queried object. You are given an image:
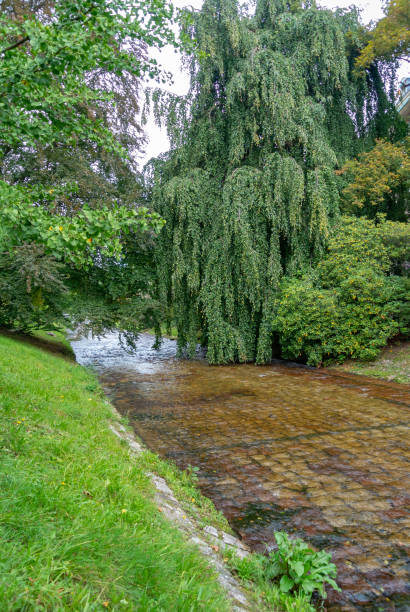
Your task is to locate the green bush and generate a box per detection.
[273,216,409,366]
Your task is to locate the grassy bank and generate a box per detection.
[330,341,410,384]
[0,334,231,611]
[0,327,74,359]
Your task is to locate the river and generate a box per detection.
[70,332,410,611]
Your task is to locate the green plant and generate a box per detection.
[274,216,410,366]
[265,532,340,600]
[226,532,339,611]
[186,464,200,479]
[0,243,69,332]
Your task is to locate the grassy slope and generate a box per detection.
[30,329,74,354]
[331,341,410,384]
[0,335,231,612]
[0,328,74,360]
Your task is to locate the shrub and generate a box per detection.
[273,216,409,366]
[339,138,410,221]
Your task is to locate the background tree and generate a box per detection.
[355,0,410,71]
[149,0,404,364]
[339,137,409,221]
[0,0,179,151]
[0,0,152,214]
[0,0,185,332]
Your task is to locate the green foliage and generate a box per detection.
[339,137,410,221]
[150,0,403,364]
[274,216,410,366]
[355,0,410,71]
[0,0,183,335]
[0,182,164,269]
[266,532,340,600]
[0,243,68,331]
[0,180,165,332]
[228,531,339,611]
[0,0,167,219]
[0,0,180,151]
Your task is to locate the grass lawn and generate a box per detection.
[331,341,410,385]
[0,334,231,611]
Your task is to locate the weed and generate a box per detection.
[227,532,340,611]
[266,532,340,599]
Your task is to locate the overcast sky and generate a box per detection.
[140,0,406,166]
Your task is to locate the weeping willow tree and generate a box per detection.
[148,0,404,364]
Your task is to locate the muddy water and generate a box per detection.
[71,332,410,611]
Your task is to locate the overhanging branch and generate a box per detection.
[1,36,30,56]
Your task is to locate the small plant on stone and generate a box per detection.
[265,532,340,600]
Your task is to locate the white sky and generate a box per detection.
[140,0,406,166]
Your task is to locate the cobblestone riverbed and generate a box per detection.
[71,333,410,611]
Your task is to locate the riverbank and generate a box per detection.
[1,333,324,611]
[330,341,410,385]
[0,327,74,360]
[0,334,234,611]
[144,328,410,385]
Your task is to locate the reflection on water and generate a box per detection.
[71,332,410,611]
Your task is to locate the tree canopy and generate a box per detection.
[339,137,409,221]
[149,0,404,364]
[0,0,181,150]
[355,0,410,71]
[0,0,184,333]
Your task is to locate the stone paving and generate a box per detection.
[72,334,409,611]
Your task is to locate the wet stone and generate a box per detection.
[71,332,410,611]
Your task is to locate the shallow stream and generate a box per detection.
[70,332,410,611]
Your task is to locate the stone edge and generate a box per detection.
[108,418,253,611]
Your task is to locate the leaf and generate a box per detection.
[264,560,282,579]
[279,575,294,593]
[326,578,341,592]
[301,579,315,595]
[292,561,305,577]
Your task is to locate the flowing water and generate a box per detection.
[70,332,410,611]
